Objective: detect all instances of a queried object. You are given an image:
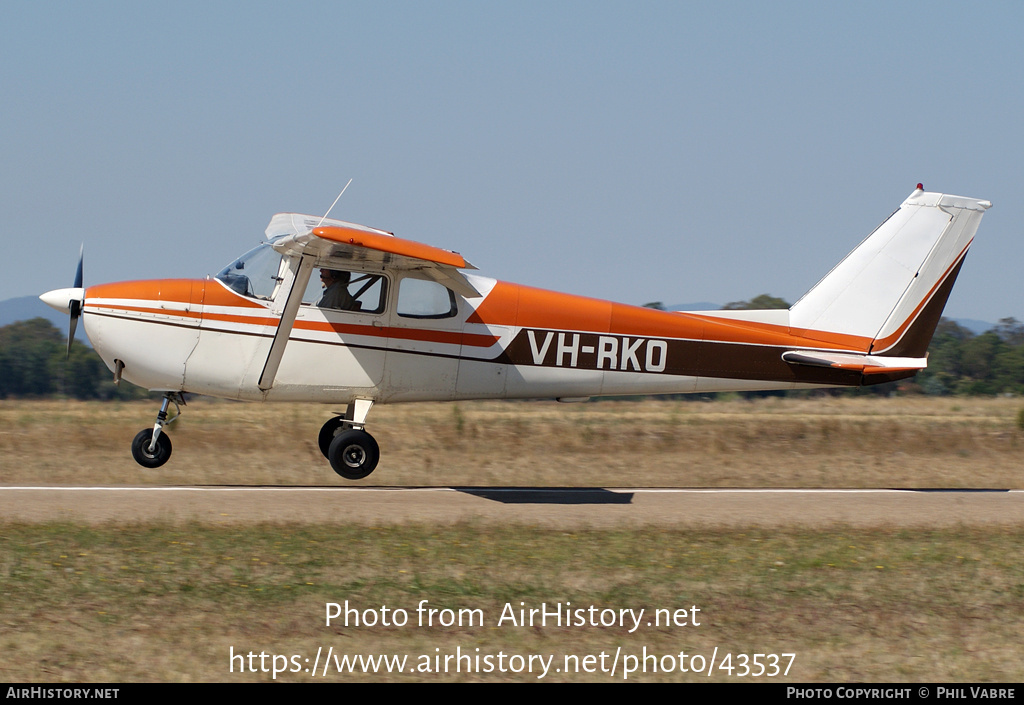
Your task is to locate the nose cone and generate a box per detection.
[39,287,84,314]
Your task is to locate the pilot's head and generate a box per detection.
[320,269,349,288]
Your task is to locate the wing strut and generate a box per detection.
[259,255,315,391]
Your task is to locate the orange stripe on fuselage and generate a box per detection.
[291,319,498,348]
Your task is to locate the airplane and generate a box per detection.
[40,185,991,480]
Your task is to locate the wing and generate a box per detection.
[269,214,480,298]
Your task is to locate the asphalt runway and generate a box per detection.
[1,486,1022,527]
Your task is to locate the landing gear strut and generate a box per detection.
[131,393,183,469]
[319,399,379,480]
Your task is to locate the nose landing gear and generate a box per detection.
[130,393,184,469]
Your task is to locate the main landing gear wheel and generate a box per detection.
[328,429,380,480]
[318,416,346,459]
[131,429,172,468]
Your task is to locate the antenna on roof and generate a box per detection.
[317,179,353,227]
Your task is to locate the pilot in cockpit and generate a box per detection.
[318,269,355,310]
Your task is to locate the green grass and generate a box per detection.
[2,522,1022,681]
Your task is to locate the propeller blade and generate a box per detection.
[67,302,80,358]
[67,247,84,358]
[73,245,83,289]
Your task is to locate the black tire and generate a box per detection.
[131,429,172,469]
[318,416,347,459]
[328,429,380,480]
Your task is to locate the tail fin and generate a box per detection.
[789,187,991,357]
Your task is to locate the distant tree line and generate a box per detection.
[0,318,151,400]
[912,317,1024,396]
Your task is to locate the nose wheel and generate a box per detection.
[319,399,378,480]
[131,429,172,468]
[131,393,183,469]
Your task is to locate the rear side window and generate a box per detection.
[397,278,457,319]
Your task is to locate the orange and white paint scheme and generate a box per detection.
[40,186,991,479]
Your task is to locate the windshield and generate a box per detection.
[215,243,284,300]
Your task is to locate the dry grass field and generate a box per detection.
[1,395,1021,487]
[1,396,1022,682]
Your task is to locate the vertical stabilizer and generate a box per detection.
[789,188,990,355]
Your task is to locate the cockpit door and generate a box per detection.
[382,273,464,401]
[273,263,390,399]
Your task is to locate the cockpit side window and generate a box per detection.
[215,244,285,300]
[302,267,387,314]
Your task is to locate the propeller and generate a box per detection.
[39,245,85,358]
[67,245,84,357]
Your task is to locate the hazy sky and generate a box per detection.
[4,1,1022,322]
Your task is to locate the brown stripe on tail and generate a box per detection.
[870,254,968,359]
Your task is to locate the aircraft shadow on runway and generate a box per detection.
[192,485,634,504]
[453,487,634,505]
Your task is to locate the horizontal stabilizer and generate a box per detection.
[782,350,927,375]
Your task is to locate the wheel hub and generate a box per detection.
[342,444,366,468]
